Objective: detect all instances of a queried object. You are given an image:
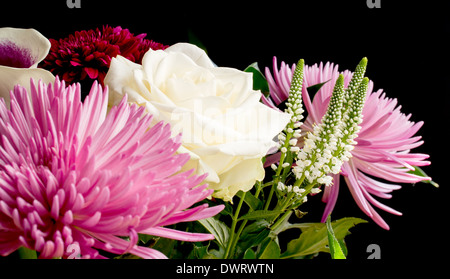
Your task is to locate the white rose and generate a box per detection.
[104,43,290,201]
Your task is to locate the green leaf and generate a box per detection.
[204,248,225,259]
[236,190,263,211]
[219,200,235,217]
[326,216,346,259]
[151,237,180,258]
[280,217,367,259]
[236,220,271,257]
[269,211,312,236]
[18,247,37,259]
[238,209,283,221]
[241,219,270,236]
[408,166,439,187]
[197,217,230,249]
[306,80,329,97]
[257,237,281,259]
[243,248,257,259]
[244,62,270,95]
[338,239,348,257]
[187,242,212,259]
[138,233,155,245]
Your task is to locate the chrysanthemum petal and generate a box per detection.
[142,227,216,242]
[0,77,221,258]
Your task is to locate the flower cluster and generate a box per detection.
[277,182,309,203]
[264,58,433,229]
[266,57,370,218]
[293,59,368,187]
[0,26,436,259]
[40,26,168,87]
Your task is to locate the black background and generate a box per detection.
[0,0,448,266]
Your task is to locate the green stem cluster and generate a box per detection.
[224,181,263,259]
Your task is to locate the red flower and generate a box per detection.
[40,26,168,86]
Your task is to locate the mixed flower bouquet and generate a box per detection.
[0,26,437,259]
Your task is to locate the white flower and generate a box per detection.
[310,187,322,194]
[0,27,54,106]
[104,43,290,201]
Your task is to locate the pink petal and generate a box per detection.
[320,173,340,223]
[142,227,215,242]
[84,67,99,79]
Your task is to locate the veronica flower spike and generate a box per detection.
[331,58,368,167]
[265,56,432,229]
[0,78,223,259]
[277,59,305,170]
[293,74,346,186]
[293,70,368,192]
[267,59,304,208]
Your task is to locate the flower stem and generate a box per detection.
[224,190,246,259]
[270,209,293,233]
[268,182,318,232]
[18,247,37,259]
[265,152,287,211]
[254,180,263,199]
[264,185,276,211]
[225,181,265,259]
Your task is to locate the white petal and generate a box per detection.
[164,43,215,68]
[209,158,265,202]
[0,67,54,106]
[104,56,144,106]
[0,27,51,68]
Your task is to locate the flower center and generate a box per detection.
[0,40,34,68]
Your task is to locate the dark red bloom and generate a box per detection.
[40,25,168,85]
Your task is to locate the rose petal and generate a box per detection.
[104,43,290,201]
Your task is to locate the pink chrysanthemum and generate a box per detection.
[40,26,168,86]
[264,57,431,230]
[0,78,223,259]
